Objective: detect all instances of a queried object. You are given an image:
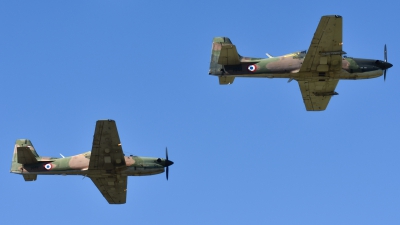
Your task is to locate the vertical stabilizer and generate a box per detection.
[15,139,39,156]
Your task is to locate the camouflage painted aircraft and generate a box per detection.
[209,15,393,111]
[10,119,174,204]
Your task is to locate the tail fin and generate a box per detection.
[11,139,40,175]
[209,37,241,76]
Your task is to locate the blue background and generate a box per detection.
[1,1,399,224]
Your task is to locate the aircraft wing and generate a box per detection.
[88,120,126,171]
[297,79,339,111]
[90,176,127,204]
[298,15,343,111]
[300,15,344,73]
[88,119,128,204]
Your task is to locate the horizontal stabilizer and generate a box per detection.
[218,44,241,65]
[17,147,38,164]
[23,174,37,181]
[219,76,235,85]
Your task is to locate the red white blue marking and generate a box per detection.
[44,163,53,170]
[248,64,258,72]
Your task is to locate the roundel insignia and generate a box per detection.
[44,163,52,170]
[248,64,258,72]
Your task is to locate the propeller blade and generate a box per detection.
[383,44,389,81]
[165,147,169,180]
[384,44,387,62]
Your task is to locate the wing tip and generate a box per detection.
[96,119,115,122]
[322,15,342,18]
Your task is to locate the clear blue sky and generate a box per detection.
[1,1,399,224]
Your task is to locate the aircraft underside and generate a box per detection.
[12,166,164,176]
[221,69,383,80]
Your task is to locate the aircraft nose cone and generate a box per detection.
[165,160,174,167]
[385,62,393,69]
[376,60,393,70]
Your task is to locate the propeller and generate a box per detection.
[375,44,392,81]
[165,147,173,180]
[166,148,169,180]
[384,44,387,81]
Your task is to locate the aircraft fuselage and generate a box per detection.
[212,54,392,81]
[11,151,166,177]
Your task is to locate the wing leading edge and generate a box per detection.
[88,120,128,204]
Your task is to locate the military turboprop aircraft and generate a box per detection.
[209,15,393,111]
[10,119,173,204]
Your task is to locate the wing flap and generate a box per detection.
[298,79,339,111]
[17,147,38,164]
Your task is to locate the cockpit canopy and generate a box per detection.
[282,50,307,58]
[83,151,91,159]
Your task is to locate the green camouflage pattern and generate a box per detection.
[209,37,263,76]
[11,139,170,177]
[10,120,175,204]
[209,15,393,111]
[209,37,391,80]
[209,22,392,80]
